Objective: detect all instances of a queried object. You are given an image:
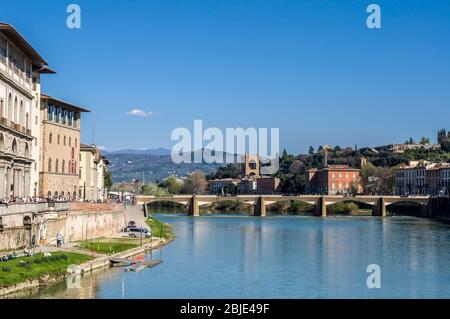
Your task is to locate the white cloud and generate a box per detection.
[126,108,157,118]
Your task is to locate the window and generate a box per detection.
[48,158,52,172]
[75,138,78,147]
[0,98,3,118]
[62,160,65,173]
[64,136,66,146]
[57,134,60,145]
[55,159,59,173]
[48,104,53,121]
[69,137,72,147]
[49,133,52,144]
[0,36,6,62]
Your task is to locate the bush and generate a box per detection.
[1,266,11,272]
[17,261,32,269]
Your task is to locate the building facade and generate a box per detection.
[0,22,54,200]
[208,178,239,195]
[306,165,361,195]
[237,177,257,194]
[243,154,260,178]
[395,161,450,196]
[39,94,89,199]
[79,144,109,202]
[256,177,280,194]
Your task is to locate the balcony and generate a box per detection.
[0,119,33,138]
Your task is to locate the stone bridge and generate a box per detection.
[136,195,431,217]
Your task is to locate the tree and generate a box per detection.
[405,137,415,145]
[308,146,315,155]
[183,171,208,195]
[142,183,170,197]
[104,169,113,191]
[419,137,430,145]
[438,129,447,144]
[160,176,183,195]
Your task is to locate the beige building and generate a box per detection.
[39,94,89,199]
[0,22,54,199]
[79,144,109,202]
[395,161,450,196]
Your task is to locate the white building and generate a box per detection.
[0,22,54,199]
[395,161,450,196]
[79,144,109,202]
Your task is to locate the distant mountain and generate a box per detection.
[107,152,225,183]
[103,148,171,156]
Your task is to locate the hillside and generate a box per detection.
[108,153,223,183]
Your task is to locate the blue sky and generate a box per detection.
[1,0,450,154]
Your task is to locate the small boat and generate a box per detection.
[125,264,146,272]
[124,259,162,272]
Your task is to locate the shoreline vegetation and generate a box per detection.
[0,216,176,298]
[0,252,92,290]
[146,217,176,240]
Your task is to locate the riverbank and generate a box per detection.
[0,214,176,298]
[0,251,92,297]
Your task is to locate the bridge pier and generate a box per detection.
[188,196,200,217]
[372,197,387,217]
[314,196,327,217]
[254,196,267,217]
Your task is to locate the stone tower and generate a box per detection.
[243,154,260,178]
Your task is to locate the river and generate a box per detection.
[23,215,450,299]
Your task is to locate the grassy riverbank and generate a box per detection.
[0,252,92,288]
[77,241,139,255]
[146,217,175,240]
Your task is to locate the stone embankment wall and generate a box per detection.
[0,202,126,251]
[46,209,126,244]
[428,197,450,220]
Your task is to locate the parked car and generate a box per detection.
[128,227,152,238]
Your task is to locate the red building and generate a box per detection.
[256,177,280,194]
[306,165,361,195]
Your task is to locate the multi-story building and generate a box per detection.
[441,166,450,192]
[0,22,54,199]
[395,161,450,196]
[79,144,109,202]
[96,155,109,201]
[39,94,89,199]
[208,178,239,195]
[306,165,361,195]
[237,177,257,194]
[256,176,280,194]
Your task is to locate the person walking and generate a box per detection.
[56,233,62,248]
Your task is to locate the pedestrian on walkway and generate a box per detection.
[56,233,62,248]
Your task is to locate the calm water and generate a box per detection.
[24,215,450,299]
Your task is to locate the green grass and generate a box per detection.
[146,217,174,240]
[77,241,138,255]
[0,252,92,288]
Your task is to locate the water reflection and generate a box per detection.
[20,215,450,299]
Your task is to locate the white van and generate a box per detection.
[128,227,152,238]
